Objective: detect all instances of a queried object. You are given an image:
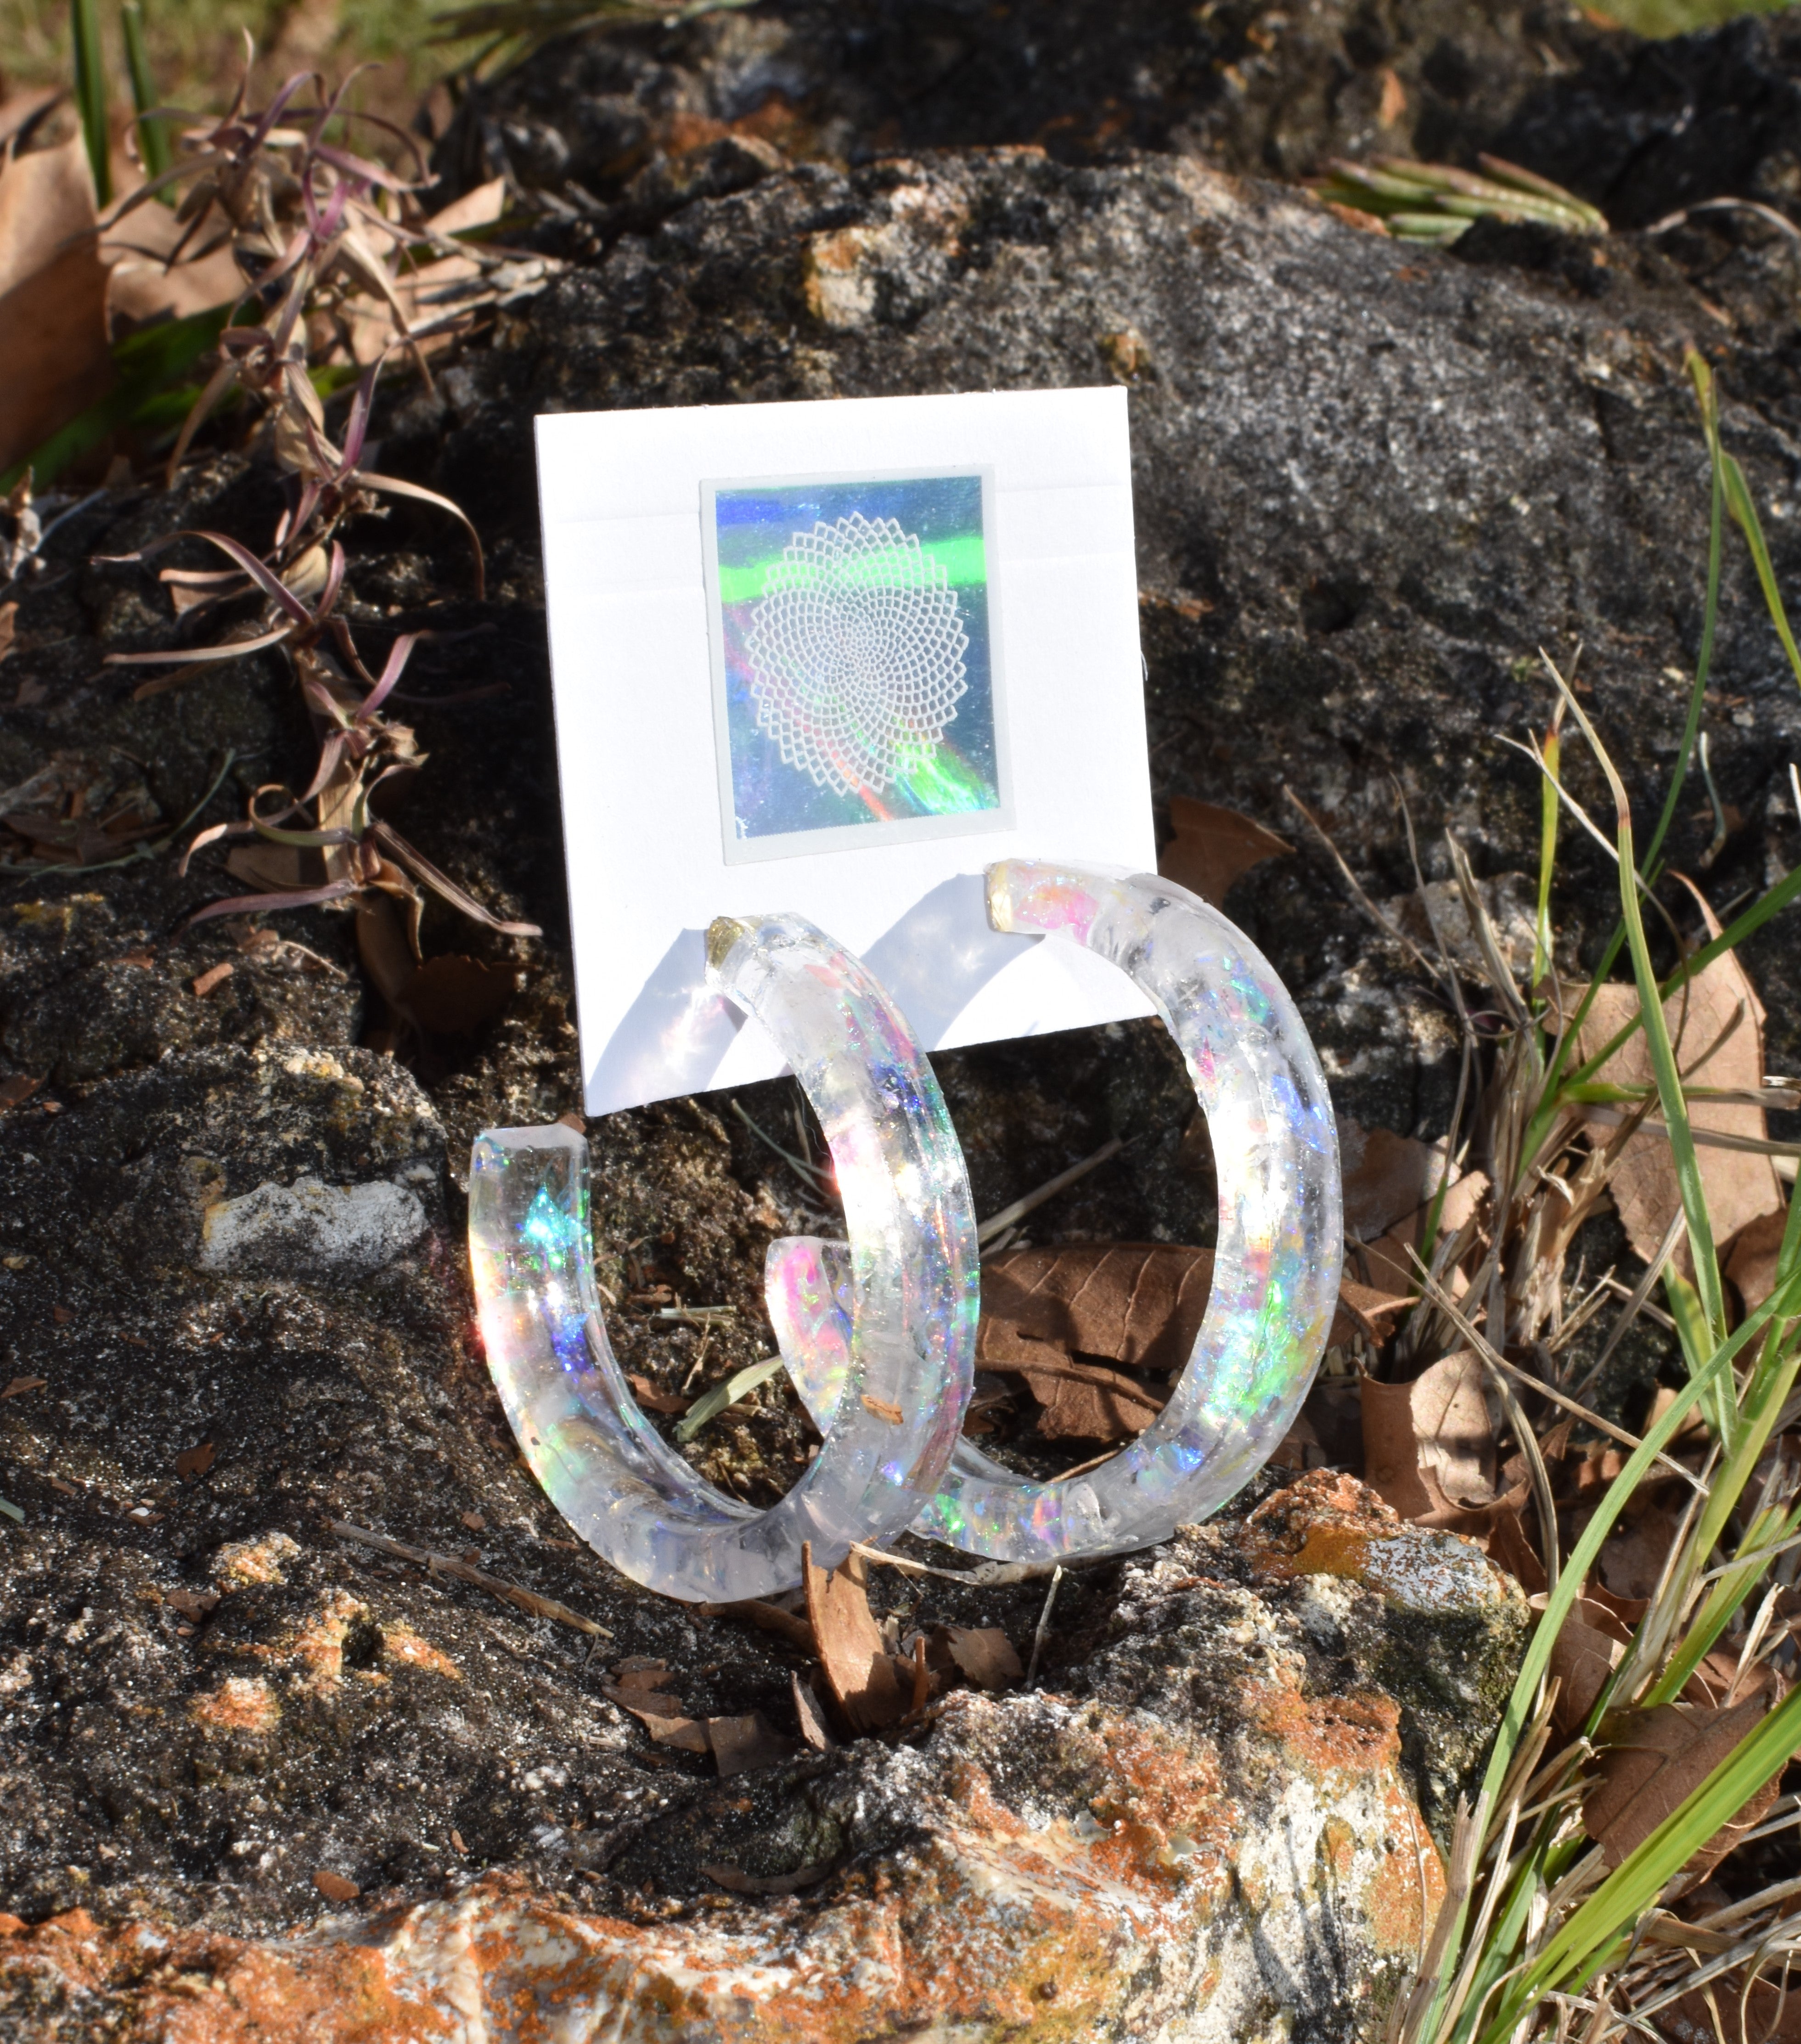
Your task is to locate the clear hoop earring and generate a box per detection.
[769,860,1341,1562]
[467,912,979,1602]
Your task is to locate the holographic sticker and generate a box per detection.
[702,471,1012,864]
[769,860,1343,1563]
[468,911,979,1604]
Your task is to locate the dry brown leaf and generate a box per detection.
[101,177,245,327]
[1484,1501,1548,1596]
[696,1597,817,1655]
[1006,1353,1166,1441]
[1596,1500,1686,1603]
[174,1440,215,1480]
[227,842,316,894]
[460,1510,486,1532]
[792,1674,835,1751]
[610,1700,710,1753]
[1584,1689,1789,1892]
[706,1712,796,1777]
[1156,795,1291,907]
[1546,1599,1629,1739]
[627,1373,693,1417]
[0,1076,43,1112]
[164,1587,220,1622]
[982,1243,1214,1375]
[1577,938,1781,1272]
[701,1857,841,1896]
[312,1870,360,1904]
[0,137,112,473]
[1728,1205,1790,1316]
[803,1543,909,1733]
[1331,1278,1415,1348]
[1350,1172,1488,1298]
[1360,1352,1497,1520]
[1659,1973,1801,2044]
[343,177,507,364]
[940,1626,1023,1691]
[1,1376,45,1398]
[1339,1120,1451,1242]
[405,955,515,1035]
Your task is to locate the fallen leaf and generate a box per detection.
[191,962,233,999]
[1360,1352,1496,1521]
[405,954,515,1035]
[982,1243,1214,1375]
[627,1373,693,1417]
[0,136,113,474]
[611,1701,710,1753]
[792,1674,834,1751]
[608,1656,677,1696]
[1378,66,1407,126]
[460,1510,486,1532]
[1546,1599,1628,1739]
[1597,1500,1686,1603]
[701,1857,841,1896]
[696,1598,817,1654]
[1005,1353,1166,1441]
[174,1441,215,1480]
[1331,1278,1416,1348]
[706,1712,796,1776]
[1,1377,45,1398]
[227,842,315,894]
[1584,1689,1788,1894]
[1728,1206,1789,1316]
[311,1870,360,1903]
[1350,1172,1489,1298]
[0,1076,44,1111]
[1577,929,1781,1273]
[51,1305,71,1325]
[164,1587,220,1621]
[803,1543,910,1734]
[1339,1120,1451,1242]
[1157,796,1291,907]
[101,171,245,327]
[1658,1974,1801,2044]
[940,1626,1023,1691]
[343,176,507,365]
[1484,1501,1548,1596]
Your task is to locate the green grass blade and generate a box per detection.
[120,1,172,187]
[1483,1681,1801,2035]
[70,0,112,208]
[1722,451,1801,692]
[1568,683,1728,1346]
[673,1356,784,1443]
[1533,719,1561,994]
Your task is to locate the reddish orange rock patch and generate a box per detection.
[189,1676,280,1737]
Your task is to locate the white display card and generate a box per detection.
[534,385,1157,1117]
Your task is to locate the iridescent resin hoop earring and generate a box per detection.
[769,860,1341,1563]
[467,912,979,1603]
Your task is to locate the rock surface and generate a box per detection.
[0,1475,1523,2042]
[1,0,1800,2033]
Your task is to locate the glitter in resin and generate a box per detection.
[770,859,1341,1561]
[467,911,979,1602]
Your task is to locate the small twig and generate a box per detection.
[1024,1563,1064,1687]
[326,1519,613,1637]
[1283,785,1439,974]
[977,1137,1125,1247]
[1049,1447,1119,1483]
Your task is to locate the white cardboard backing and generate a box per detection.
[534,385,1157,1117]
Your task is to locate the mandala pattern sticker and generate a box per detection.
[704,471,1009,862]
